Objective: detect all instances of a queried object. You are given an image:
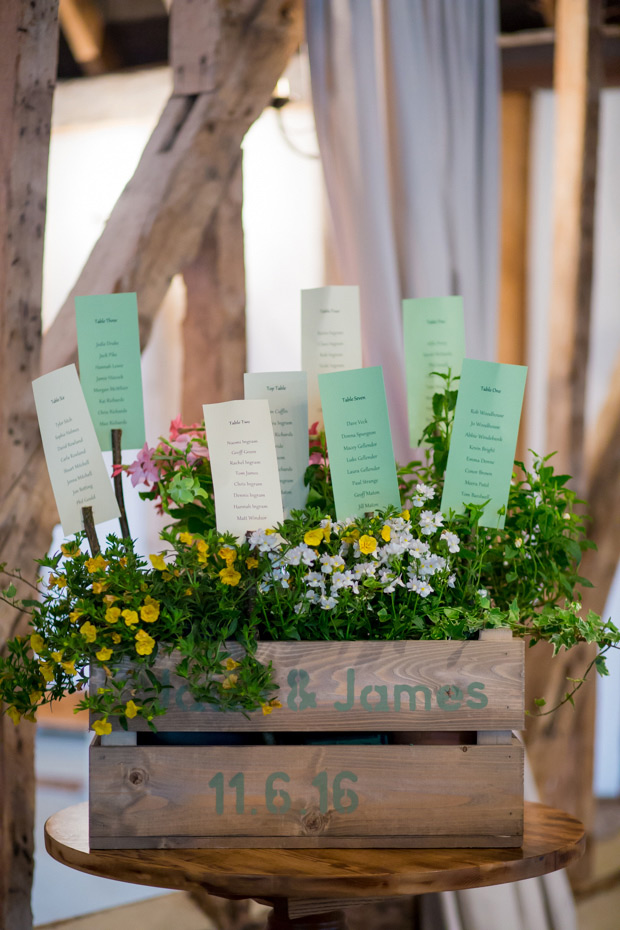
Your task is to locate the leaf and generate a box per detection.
[534,697,546,707]
[4,583,16,599]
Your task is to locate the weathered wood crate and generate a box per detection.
[89,631,524,849]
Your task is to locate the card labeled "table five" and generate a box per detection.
[203,400,284,539]
[441,359,527,528]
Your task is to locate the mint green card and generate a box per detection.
[403,296,465,446]
[440,359,527,528]
[319,367,401,520]
[76,293,145,451]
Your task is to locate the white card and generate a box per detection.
[32,365,120,535]
[301,286,362,429]
[202,399,284,539]
[244,371,309,515]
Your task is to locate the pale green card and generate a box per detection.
[301,286,362,429]
[76,293,145,451]
[319,367,401,520]
[440,359,527,528]
[244,371,309,515]
[403,296,465,446]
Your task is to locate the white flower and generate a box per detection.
[283,544,317,566]
[320,594,338,610]
[353,561,377,578]
[440,530,460,553]
[249,529,282,553]
[379,570,405,594]
[331,570,359,594]
[416,483,436,500]
[320,554,345,574]
[304,571,325,590]
[409,538,430,559]
[412,495,425,507]
[419,510,443,535]
[514,538,523,549]
[419,555,446,576]
[418,581,434,598]
[477,588,488,599]
[447,574,456,588]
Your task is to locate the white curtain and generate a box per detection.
[306,0,500,463]
[306,3,577,928]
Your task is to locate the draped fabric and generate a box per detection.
[306,0,500,463]
[306,4,577,928]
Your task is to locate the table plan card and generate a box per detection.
[203,400,284,539]
[32,365,120,536]
[75,293,146,451]
[301,286,362,429]
[403,296,465,446]
[440,359,527,528]
[244,371,308,515]
[319,367,401,520]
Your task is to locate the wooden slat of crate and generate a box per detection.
[89,739,523,849]
[91,640,524,733]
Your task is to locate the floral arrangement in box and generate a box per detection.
[1,380,617,732]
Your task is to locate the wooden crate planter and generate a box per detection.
[89,632,524,849]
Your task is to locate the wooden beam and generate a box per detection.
[525,0,602,885]
[42,0,303,376]
[500,25,620,91]
[546,0,602,490]
[498,91,531,460]
[181,157,246,421]
[0,2,59,927]
[58,0,118,76]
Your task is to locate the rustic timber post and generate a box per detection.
[498,91,531,461]
[42,0,304,376]
[526,0,602,880]
[169,0,248,419]
[0,2,59,928]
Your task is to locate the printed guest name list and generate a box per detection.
[441,359,527,528]
[319,367,401,520]
[32,365,120,535]
[203,400,284,539]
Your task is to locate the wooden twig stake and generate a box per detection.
[111,428,131,541]
[82,506,100,556]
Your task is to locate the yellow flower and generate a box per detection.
[49,574,67,589]
[61,543,81,558]
[111,632,121,644]
[222,674,238,690]
[122,609,139,627]
[196,539,209,564]
[105,606,121,625]
[381,525,391,542]
[96,646,113,661]
[161,571,173,582]
[269,699,283,709]
[135,629,155,656]
[359,534,377,555]
[246,556,259,569]
[261,702,274,715]
[125,700,140,719]
[69,609,83,624]
[401,509,410,521]
[92,718,112,736]
[219,566,241,587]
[103,594,118,605]
[304,528,323,547]
[29,690,43,705]
[7,706,21,725]
[50,651,63,663]
[39,662,54,683]
[86,555,108,574]
[30,633,45,654]
[149,553,167,571]
[342,528,361,544]
[322,522,332,541]
[80,621,97,643]
[61,660,76,675]
[92,582,107,594]
[178,531,194,545]
[224,657,240,671]
[184,587,193,596]
[515,537,523,548]
[140,596,160,623]
[218,546,237,565]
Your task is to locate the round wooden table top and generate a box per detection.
[45,801,583,902]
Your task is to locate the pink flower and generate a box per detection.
[127,443,160,488]
[309,451,326,465]
[169,415,204,442]
[170,434,210,466]
[309,421,320,437]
